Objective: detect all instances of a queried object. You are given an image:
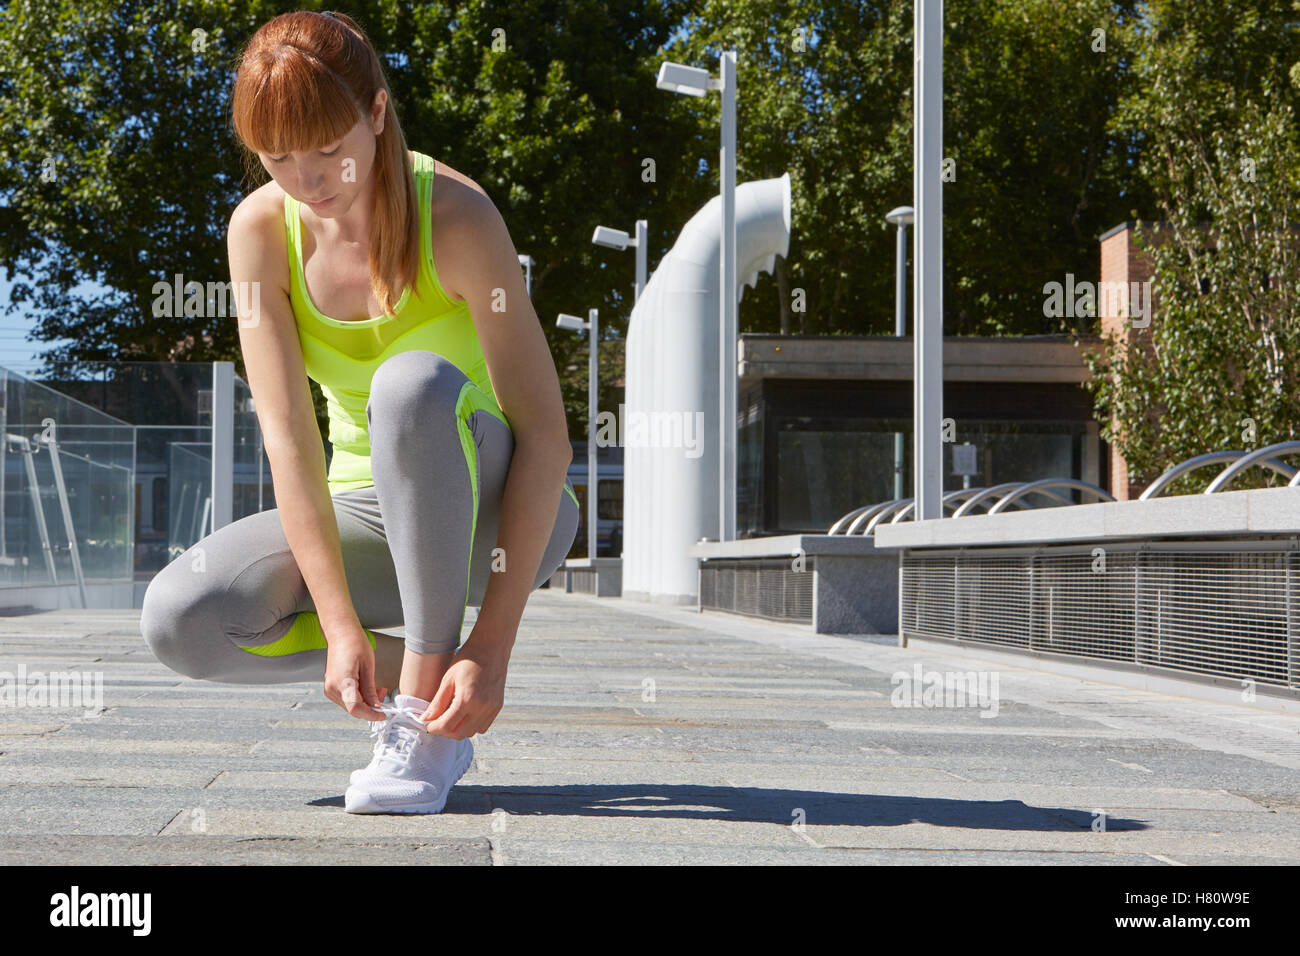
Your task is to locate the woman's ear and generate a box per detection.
[370,89,387,135]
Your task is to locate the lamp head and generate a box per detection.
[656,62,711,96]
[591,226,630,250]
[885,205,915,226]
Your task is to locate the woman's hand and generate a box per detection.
[323,623,388,721]
[420,631,512,739]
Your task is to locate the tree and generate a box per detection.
[943,0,1152,335]
[1078,0,1300,492]
[0,0,266,367]
[672,0,1151,338]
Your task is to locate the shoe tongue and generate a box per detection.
[394,693,430,714]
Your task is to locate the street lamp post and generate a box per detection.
[591,221,645,565]
[886,206,914,502]
[557,309,599,559]
[592,222,649,303]
[915,0,944,520]
[657,53,738,542]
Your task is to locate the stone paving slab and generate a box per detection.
[493,841,1164,866]
[0,834,492,865]
[0,766,219,787]
[1,591,1298,865]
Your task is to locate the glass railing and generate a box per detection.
[167,441,212,562]
[233,373,274,520]
[19,361,275,589]
[1,367,135,595]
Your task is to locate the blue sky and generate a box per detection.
[0,273,80,376]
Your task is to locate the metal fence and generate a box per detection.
[699,557,814,624]
[900,541,1298,690]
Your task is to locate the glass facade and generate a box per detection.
[739,378,1100,536]
[566,441,623,559]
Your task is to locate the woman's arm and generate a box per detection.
[421,187,574,738]
[226,195,385,720]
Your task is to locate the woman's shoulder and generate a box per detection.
[423,153,484,195]
[421,155,496,302]
[228,179,289,239]
[226,182,292,303]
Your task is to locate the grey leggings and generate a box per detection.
[139,349,579,684]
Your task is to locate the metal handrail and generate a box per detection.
[891,488,1035,523]
[827,478,1111,536]
[1141,450,1295,499]
[827,504,876,535]
[34,426,90,608]
[986,479,1115,514]
[986,486,1074,512]
[951,482,1037,518]
[1203,441,1300,494]
[942,488,990,511]
[6,433,58,585]
[864,498,916,536]
[845,501,902,535]
[830,487,998,535]
[6,428,89,607]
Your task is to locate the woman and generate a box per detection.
[140,9,579,815]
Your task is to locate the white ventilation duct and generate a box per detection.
[623,173,792,604]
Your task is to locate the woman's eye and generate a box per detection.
[321,145,340,156]
[268,155,287,163]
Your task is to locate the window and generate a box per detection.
[597,479,622,520]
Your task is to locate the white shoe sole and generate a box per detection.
[343,738,474,815]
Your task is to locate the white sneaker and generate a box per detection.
[348,693,468,786]
[344,693,474,814]
[349,693,397,786]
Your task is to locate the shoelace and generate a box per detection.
[367,704,425,772]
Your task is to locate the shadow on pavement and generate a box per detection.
[312,784,1147,831]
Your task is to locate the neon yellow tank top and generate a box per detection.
[284,151,507,493]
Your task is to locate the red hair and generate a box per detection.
[230,10,420,316]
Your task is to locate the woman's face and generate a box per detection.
[258,89,386,218]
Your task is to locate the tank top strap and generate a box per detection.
[411,150,435,213]
[411,150,433,178]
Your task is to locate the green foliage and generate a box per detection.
[0,0,267,367]
[943,0,1151,335]
[1078,0,1300,490]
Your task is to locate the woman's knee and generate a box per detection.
[139,558,225,680]
[366,350,468,432]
